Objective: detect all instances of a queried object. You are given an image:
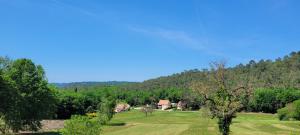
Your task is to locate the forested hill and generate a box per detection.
[123,51,300,90]
[52,81,137,90]
[55,51,300,91]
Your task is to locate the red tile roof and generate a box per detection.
[158,100,171,105]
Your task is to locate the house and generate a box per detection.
[114,103,130,113]
[177,101,187,110]
[158,100,171,110]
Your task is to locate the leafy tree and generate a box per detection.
[250,88,300,113]
[4,59,57,132]
[97,97,116,125]
[191,62,249,135]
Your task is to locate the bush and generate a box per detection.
[0,115,10,135]
[277,104,294,120]
[61,115,101,135]
[251,88,300,113]
[293,100,300,120]
[277,100,300,121]
[56,91,100,119]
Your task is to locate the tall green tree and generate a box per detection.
[97,97,116,125]
[4,59,57,132]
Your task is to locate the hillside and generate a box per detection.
[52,81,137,90]
[123,51,300,90]
[54,51,300,91]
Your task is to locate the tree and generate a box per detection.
[141,105,154,117]
[0,70,16,135]
[191,62,249,135]
[97,97,116,125]
[4,59,57,132]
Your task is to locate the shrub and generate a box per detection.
[293,100,300,120]
[251,88,300,113]
[251,88,277,113]
[277,104,294,120]
[0,115,11,135]
[277,100,300,121]
[56,91,100,119]
[61,115,101,135]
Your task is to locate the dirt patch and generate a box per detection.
[41,120,64,131]
[19,120,64,134]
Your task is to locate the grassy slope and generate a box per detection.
[102,110,300,135]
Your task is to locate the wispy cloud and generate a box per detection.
[129,26,227,57]
[130,27,207,49]
[47,1,226,58]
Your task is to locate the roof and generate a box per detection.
[178,101,187,106]
[158,100,171,105]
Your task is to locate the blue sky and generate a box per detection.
[1,0,300,83]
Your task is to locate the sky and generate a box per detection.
[1,0,300,83]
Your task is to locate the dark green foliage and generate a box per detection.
[0,71,15,116]
[56,92,89,119]
[277,100,300,121]
[251,88,300,113]
[55,87,114,119]
[54,86,201,119]
[0,58,57,133]
[61,115,101,135]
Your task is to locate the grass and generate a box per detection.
[102,110,300,135]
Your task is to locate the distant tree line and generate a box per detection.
[55,87,202,119]
[56,51,300,115]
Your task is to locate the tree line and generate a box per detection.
[56,51,300,115]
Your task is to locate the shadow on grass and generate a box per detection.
[107,122,126,126]
[19,132,60,135]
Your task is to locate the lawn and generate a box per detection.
[102,110,300,135]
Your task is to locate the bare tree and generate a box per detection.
[141,105,154,117]
[191,62,249,135]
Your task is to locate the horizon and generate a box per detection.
[1,0,300,83]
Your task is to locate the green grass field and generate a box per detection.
[102,110,300,135]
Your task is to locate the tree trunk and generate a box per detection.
[218,116,232,135]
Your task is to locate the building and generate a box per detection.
[114,103,130,113]
[158,100,171,110]
[177,101,187,110]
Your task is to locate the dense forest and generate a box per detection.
[54,51,300,115]
[121,51,300,90]
[58,51,300,91]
